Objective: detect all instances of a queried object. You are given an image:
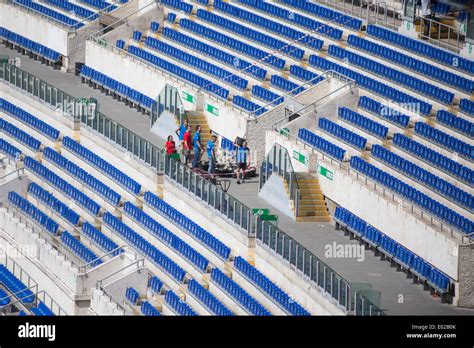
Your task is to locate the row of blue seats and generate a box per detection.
[215,0,324,52]
[63,136,141,195]
[460,99,474,116]
[0,264,35,304]
[252,85,283,106]
[393,133,473,186]
[197,8,304,60]
[14,0,83,29]
[0,289,10,306]
[238,0,342,41]
[350,157,473,234]
[44,0,98,20]
[144,35,249,90]
[103,212,187,282]
[141,301,160,316]
[431,2,450,14]
[43,147,121,207]
[78,0,117,11]
[8,191,59,234]
[436,110,473,138]
[0,118,41,151]
[220,137,236,152]
[82,222,123,257]
[271,75,305,95]
[162,0,192,14]
[211,268,270,316]
[24,156,102,216]
[309,54,433,115]
[289,65,323,85]
[164,290,197,316]
[319,117,367,150]
[144,192,231,260]
[339,107,388,139]
[125,286,139,305]
[0,27,60,62]
[414,122,473,161]
[358,96,410,128]
[28,182,80,226]
[298,128,346,161]
[367,25,474,75]
[328,45,454,105]
[233,95,267,116]
[278,0,362,31]
[126,45,229,100]
[132,31,142,42]
[347,34,473,93]
[234,257,310,316]
[187,279,234,316]
[162,27,267,80]
[0,98,60,141]
[29,301,55,316]
[371,145,473,210]
[124,202,210,272]
[80,65,157,110]
[179,18,286,70]
[61,231,102,268]
[334,207,451,291]
[150,21,160,32]
[167,12,177,23]
[149,275,163,294]
[0,138,21,159]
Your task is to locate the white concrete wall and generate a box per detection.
[90,288,128,315]
[0,4,68,56]
[258,175,294,219]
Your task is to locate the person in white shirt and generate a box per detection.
[421,0,432,37]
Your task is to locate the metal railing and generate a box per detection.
[164,157,256,237]
[417,15,466,52]
[0,62,166,172]
[151,84,187,127]
[260,143,301,217]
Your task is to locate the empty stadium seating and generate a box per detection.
[125,286,139,305]
[14,0,84,29]
[366,25,474,74]
[0,264,35,304]
[298,128,346,161]
[144,192,231,260]
[61,231,103,267]
[103,212,187,282]
[0,98,60,141]
[232,95,267,115]
[335,207,451,291]
[8,191,59,234]
[350,157,473,234]
[149,275,163,294]
[0,138,21,159]
[0,118,41,152]
[211,268,270,316]
[234,257,310,316]
[164,290,197,315]
[436,110,473,138]
[81,223,123,256]
[43,0,98,20]
[371,145,473,210]
[187,279,234,316]
[28,182,80,226]
[271,75,305,95]
[392,133,473,186]
[124,202,210,272]
[140,301,160,316]
[29,301,55,316]
[0,28,61,62]
[319,117,367,150]
[338,107,388,139]
[460,99,474,116]
[358,96,410,129]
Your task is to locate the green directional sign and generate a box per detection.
[182,91,195,104]
[280,127,290,138]
[293,150,308,166]
[206,103,219,116]
[252,208,270,216]
[0,55,8,64]
[260,214,278,223]
[319,165,333,181]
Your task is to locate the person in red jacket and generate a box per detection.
[182,125,193,165]
[165,135,177,155]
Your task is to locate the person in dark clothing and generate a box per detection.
[206,135,218,174]
[235,140,250,184]
[192,125,203,168]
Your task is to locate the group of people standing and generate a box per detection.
[165,119,250,184]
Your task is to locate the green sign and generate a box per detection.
[206,103,219,116]
[293,150,308,165]
[0,55,8,64]
[279,127,290,138]
[319,165,333,181]
[182,91,195,104]
[252,208,270,216]
[260,214,278,223]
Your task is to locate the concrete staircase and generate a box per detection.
[285,173,331,222]
[186,111,212,146]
